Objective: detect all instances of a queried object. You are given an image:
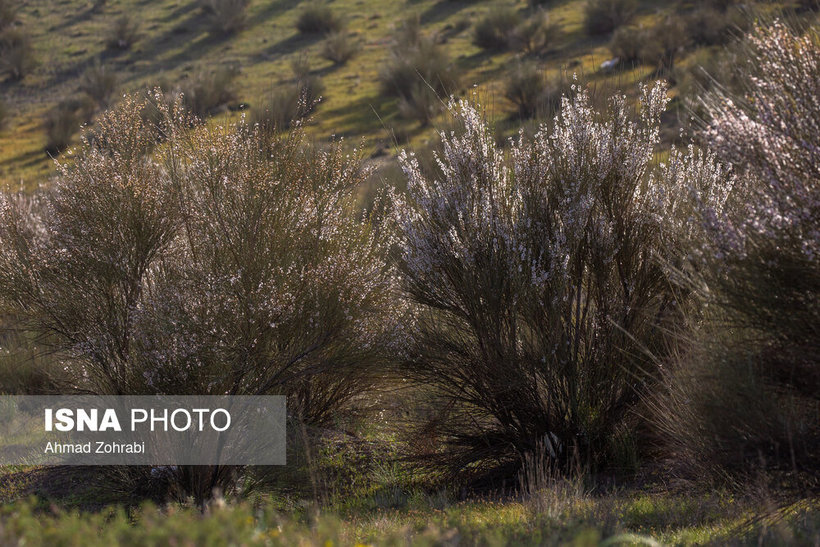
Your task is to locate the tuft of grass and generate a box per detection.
[296,2,343,35]
[253,76,324,131]
[105,14,140,50]
[508,9,561,55]
[201,0,251,35]
[44,97,94,155]
[518,439,587,520]
[0,27,36,81]
[178,65,240,119]
[79,61,118,108]
[584,0,637,36]
[473,7,520,51]
[0,0,18,30]
[638,16,689,72]
[609,24,644,63]
[504,63,568,119]
[320,31,360,65]
[379,36,459,125]
[395,15,423,49]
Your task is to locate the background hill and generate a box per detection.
[0,0,814,190]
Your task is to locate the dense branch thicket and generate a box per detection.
[392,84,730,477]
[0,93,395,500]
[656,21,820,481]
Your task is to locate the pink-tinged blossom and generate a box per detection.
[0,93,397,428]
[703,21,820,263]
[391,81,732,471]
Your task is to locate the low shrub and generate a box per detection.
[609,25,645,63]
[296,3,343,35]
[0,0,18,30]
[508,9,561,55]
[253,67,324,131]
[0,27,36,81]
[79,61,118,108]
[639,17,689,72]
[504,64,568,119]
[685,6,745,47]
[380,37,459,125]
[253,84,303,131]
[610,18,689,72]
[584,0,636,36]
[44,97,94,155]
[392,84,723,479]
[320,31,360,65]
[395,15,422,49]
[656,20,820,482]
[396,82,443,126]
[473,7,520,50]
[105,14,140,50]
[0,98,6,130]
[179,65,239,118]
[0,92,395,502]
[201,0,250,35]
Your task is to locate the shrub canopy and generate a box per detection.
[392,83,729,476]
[0,93,395,429]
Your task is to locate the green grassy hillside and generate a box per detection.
[4,0,807,189]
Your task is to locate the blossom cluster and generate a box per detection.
[703,21,820,263]
[391,81,732,468]
[0,93,396,426]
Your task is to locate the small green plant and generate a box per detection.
[518,439,587,519]
[105,14,140,50]
[320,31,360,65]
[79,61,118,108]
[0,27,37,81]
[472,7,520,50]
[584,0,637,36]
[296,3,343,35]
[201,0,250,35]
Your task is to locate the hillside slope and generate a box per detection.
[0,0,811,188]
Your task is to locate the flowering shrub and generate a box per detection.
[656,21,820,480]
[392,82,728,475]
[0,92,395,499]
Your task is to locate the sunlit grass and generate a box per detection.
[3,0,799,189]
